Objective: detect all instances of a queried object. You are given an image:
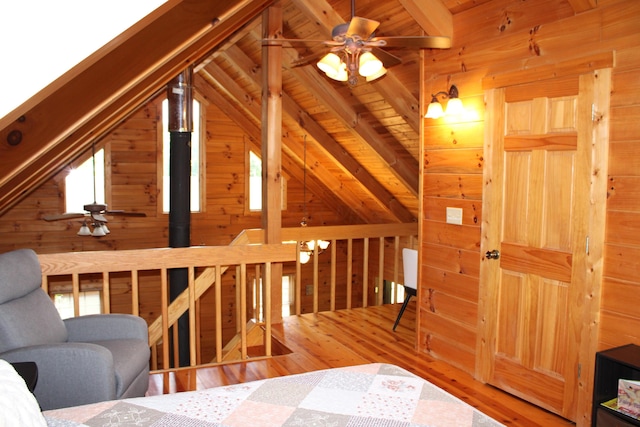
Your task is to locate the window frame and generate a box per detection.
[244,146,287,214]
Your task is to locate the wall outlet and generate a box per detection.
[446,207,463,225]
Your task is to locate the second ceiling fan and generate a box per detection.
[268,0,451,84]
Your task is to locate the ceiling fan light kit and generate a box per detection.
[281,1,451,86]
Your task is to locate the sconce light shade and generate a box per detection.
[425,98,445,119]
[425,85,463,119]
[358,52,383,77]
[445,97,464,116]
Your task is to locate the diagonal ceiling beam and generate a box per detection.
[198,63,385,223]
[0,0,274,216]
[291,0,422,135]
[397,0,453,39]
[223,45,415,223]
[285,0,420,195]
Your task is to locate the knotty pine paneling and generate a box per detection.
[0,92,347,328]
[420,1,640,396]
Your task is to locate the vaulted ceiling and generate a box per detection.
[0,0,595,222]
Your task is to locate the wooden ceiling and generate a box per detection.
[0,0,595,223]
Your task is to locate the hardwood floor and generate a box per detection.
[148,302,575,427]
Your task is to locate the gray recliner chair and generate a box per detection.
[0,249,150,410]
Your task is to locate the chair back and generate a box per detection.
[0,249,68,354]
[402,248,418,291]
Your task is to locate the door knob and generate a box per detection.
[485,249,500,260]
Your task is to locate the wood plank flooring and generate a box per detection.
[148,302,575,427]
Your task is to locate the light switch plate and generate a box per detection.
[446,207,463,225]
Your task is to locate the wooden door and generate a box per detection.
[477,71,610,422]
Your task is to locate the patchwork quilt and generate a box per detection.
[43,363,504,426]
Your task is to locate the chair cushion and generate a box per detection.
[0,249,42,304]
[90,339,150,398]
[0,289,68,353]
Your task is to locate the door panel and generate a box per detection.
[478,72,610,421]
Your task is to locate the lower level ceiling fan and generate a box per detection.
[43,145,145,237]
[265,0,451,85]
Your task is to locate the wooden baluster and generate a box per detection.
[102,271,110,313]
[347,239,353,309]
[264,262,272,357]
[215,265,222,363]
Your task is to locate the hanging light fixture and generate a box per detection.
[299,135,329,264]
[425,85,464,119]
[317,49,386,85]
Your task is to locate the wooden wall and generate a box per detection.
[0,92,351,333]
[419,0,640,383]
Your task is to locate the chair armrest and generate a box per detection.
[1,343,117,410]
[64,314,148,343]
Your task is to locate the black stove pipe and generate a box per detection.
[167,69,192,367]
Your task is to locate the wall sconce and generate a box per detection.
[425,85,464,119]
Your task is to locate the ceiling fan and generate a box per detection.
[43,144,145,237]
[265,0,451,85]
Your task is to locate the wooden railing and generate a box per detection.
[37,223,417,371]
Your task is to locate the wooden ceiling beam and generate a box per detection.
[286,0,419,195]
[280,44,419,195]
[397,0,453,39]
[0,0,274,216]
[193,74,360,223]
[566,0,598,13]
[223,45,415,223]
[291,0,422,135]
[198,64,382,223]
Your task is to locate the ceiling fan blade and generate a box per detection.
[371,47,402,68]
[372,35,451,49]
[43,213,86,221]
[262,38,338,47]
[290,50,334,67]
[347,16,380,40]
[105,210,146,217]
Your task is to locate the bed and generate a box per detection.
[2,359,505,426]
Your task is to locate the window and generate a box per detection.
[248,150,286,212]
[161,98,203,213]
[65,148,105,213]
[54,291,102,319]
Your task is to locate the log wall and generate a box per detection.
[419,0,640,385]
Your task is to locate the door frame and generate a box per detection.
[476,66,611,425]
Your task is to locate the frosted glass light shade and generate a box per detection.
[358,52,382,77]
[325,62,348,81]
[425,101,444,119]
[445,97,464,116]
[299,250,311,264]
[77,223,92,236]
[92,225,106,237]
[365,66,387,82]
[317,53,342,75]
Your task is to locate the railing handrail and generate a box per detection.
[240,223,418,245]
[38,244,296,275]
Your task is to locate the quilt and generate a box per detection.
[43,363,504,426]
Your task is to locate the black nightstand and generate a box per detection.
[592,344,640,427]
